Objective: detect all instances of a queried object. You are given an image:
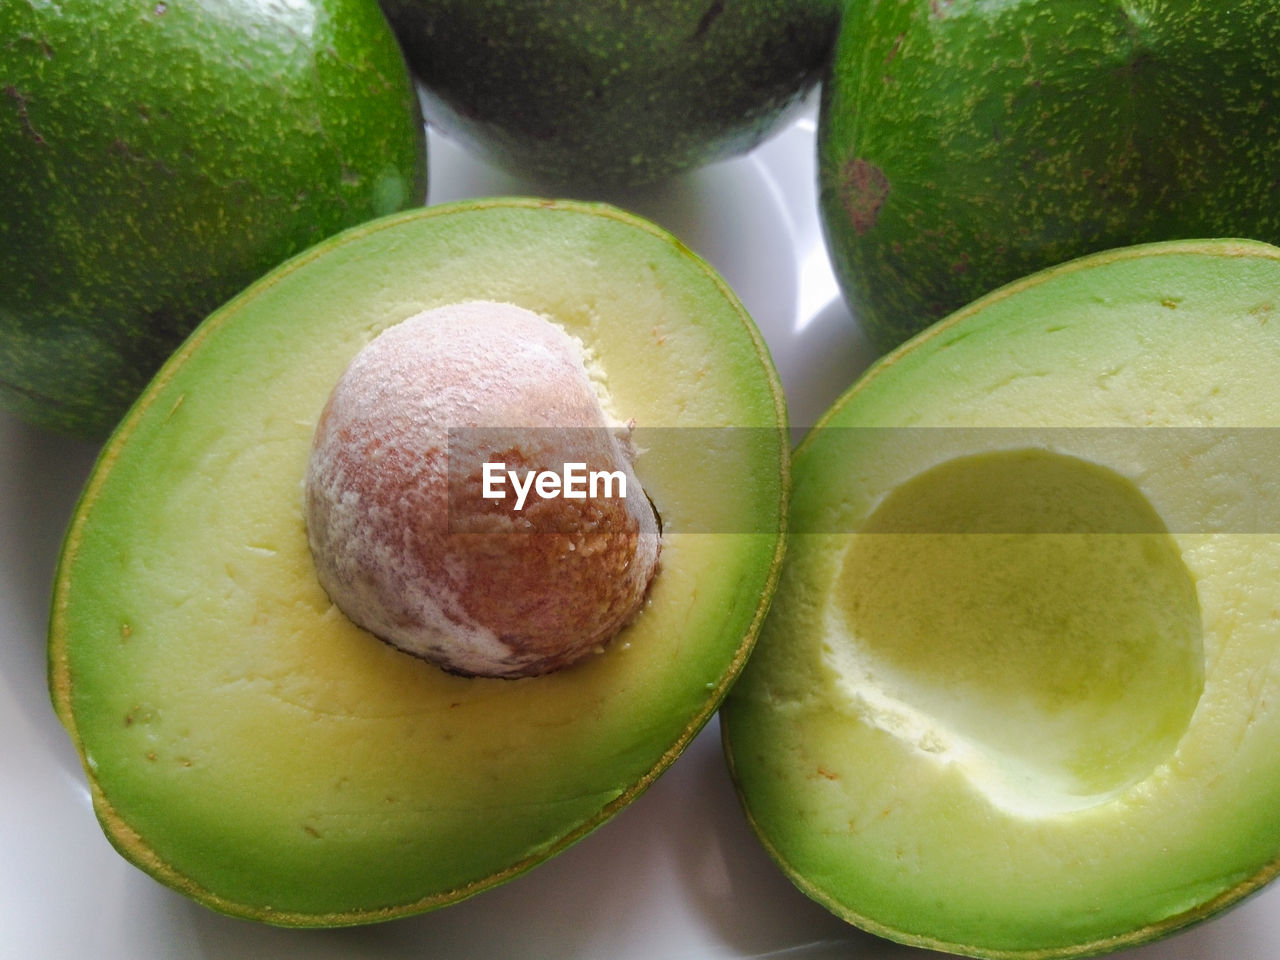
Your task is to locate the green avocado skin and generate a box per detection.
[1,0,427,439]
[819,0,1280,351]
[379,0,839,187]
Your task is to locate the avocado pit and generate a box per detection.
[304,300,661,678]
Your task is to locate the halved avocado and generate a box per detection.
[48,198,789,925]
[722,239,1280,957]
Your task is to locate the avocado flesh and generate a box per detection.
[379,0,839,188]
[0,0,427,439]
[818,0,1280,350]
[49,198,789,924]
[721,239,1280,957]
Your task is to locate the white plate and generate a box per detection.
[3,103,1279,960]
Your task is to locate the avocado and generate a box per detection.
[0,0,427,439]
[721,239,1280,957]
[817,0,1280,351]
[48,197,790,924]
[378,0,840,188]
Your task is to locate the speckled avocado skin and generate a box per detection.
[1,0,427,438]
[818,0,1280,351]
[379,0,839,187]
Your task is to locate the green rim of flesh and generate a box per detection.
[722,238,1280,958]
[49,197,790,926]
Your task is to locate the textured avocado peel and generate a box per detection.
[1,0,428,438]
[818,0,1280,351]
[379,0,840,187]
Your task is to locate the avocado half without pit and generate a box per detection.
[48,198,789,924]
[721,239,1280,957]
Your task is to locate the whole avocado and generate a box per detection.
[379,0,840,188]
[1,0,427,439]
[818,0,1280,351]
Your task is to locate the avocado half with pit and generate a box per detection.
[721,239,1280,957]
[1,0,427,439]
[818,0,1280,351]
[48,198,789,924]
